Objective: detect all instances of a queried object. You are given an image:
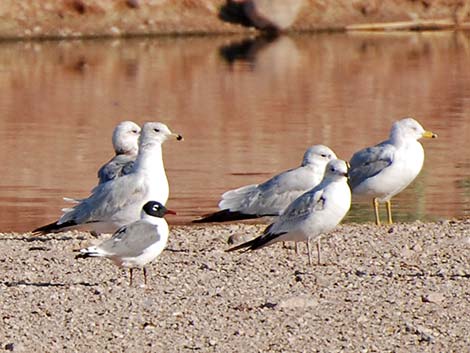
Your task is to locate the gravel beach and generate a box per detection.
[1,220,469,352]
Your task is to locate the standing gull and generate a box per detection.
[194,145,337,223]
[349,117,437,225]
[227,159,351,266]
[97,120,141,184]
[76,201,175,285]
[33,122,183,235]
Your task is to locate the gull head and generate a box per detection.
[112,121,141,155]
[390,117,437,142]
[142,201,176,219]
[302,144,337,167]
[324,159,349,181]
[139,122,184,147]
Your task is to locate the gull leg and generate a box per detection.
[295,242,300,255]
[307,239,312,266]
[386,200,393,224]
[129,268,134,286]
[317,239,321,265]
[373,198,381,226]
[143,267,148,286]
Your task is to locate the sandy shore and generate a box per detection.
[1,220,469,352]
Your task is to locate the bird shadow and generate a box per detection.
[0,235,87,242]
[3,280,98,287]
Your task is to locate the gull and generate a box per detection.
[193,145,337,223]
[227,159,351,265]
[63,121,141,205]
[97,120,141,185]
[75,201,175,286]
[349,117,437,226]
[33,122,183,235]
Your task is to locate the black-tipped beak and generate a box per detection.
[343,172,349,178]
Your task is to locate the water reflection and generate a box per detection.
[0,32,469,232]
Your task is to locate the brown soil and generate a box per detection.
[1,220,469,352]
[0,0,468,39]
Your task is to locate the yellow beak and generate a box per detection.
[172,133,184,141]
[422,130,437,139]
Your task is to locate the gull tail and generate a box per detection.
[192,209,260,223]
[32,220,78,235]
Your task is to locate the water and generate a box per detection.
[0,32,469,233]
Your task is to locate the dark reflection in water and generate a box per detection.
[0,32,469,232]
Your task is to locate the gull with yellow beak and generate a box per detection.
[349,117,437,225]
[33,122,183,235]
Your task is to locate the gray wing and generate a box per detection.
[99,221,160,258]
[220,166,314,215]
[97,154,136,184]
[349,141,395,189]
[58,173,146,225]
[268,188,326,235]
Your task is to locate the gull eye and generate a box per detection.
[132,129,139,133]
[154,128,160,133]
[321,154,328,158]
[330,167,335,172]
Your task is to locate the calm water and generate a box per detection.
[0,32,469,232]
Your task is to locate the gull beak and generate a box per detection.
[342,172,349,178]
[173,133,183,141]
[422,130,437,139]
[165,209,177,215]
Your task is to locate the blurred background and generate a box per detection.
[0,31,468,232]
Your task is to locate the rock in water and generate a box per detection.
[241,0,305,31]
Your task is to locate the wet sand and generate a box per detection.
[1,220,469,352]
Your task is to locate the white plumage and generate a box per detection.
[194,145,337,223]
[77,201,175,285]
[97,120,141,185]
[227,159,351,265]
[33,122,183,235]
[349,117,437,225]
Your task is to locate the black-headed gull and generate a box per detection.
[76,201,175,285]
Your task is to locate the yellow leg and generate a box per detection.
[386,200,393,224]
[373,198,381,226]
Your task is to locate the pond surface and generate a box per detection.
[0,32,469,232]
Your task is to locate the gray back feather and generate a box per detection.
[349,142,394,189]
[99,220,160,258]
[97,154,136,184]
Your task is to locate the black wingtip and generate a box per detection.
[75,252,91,260]
[192,209,260,223]
[225,236,261,252]
[32,220,78,235]
[226,226,287,253]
